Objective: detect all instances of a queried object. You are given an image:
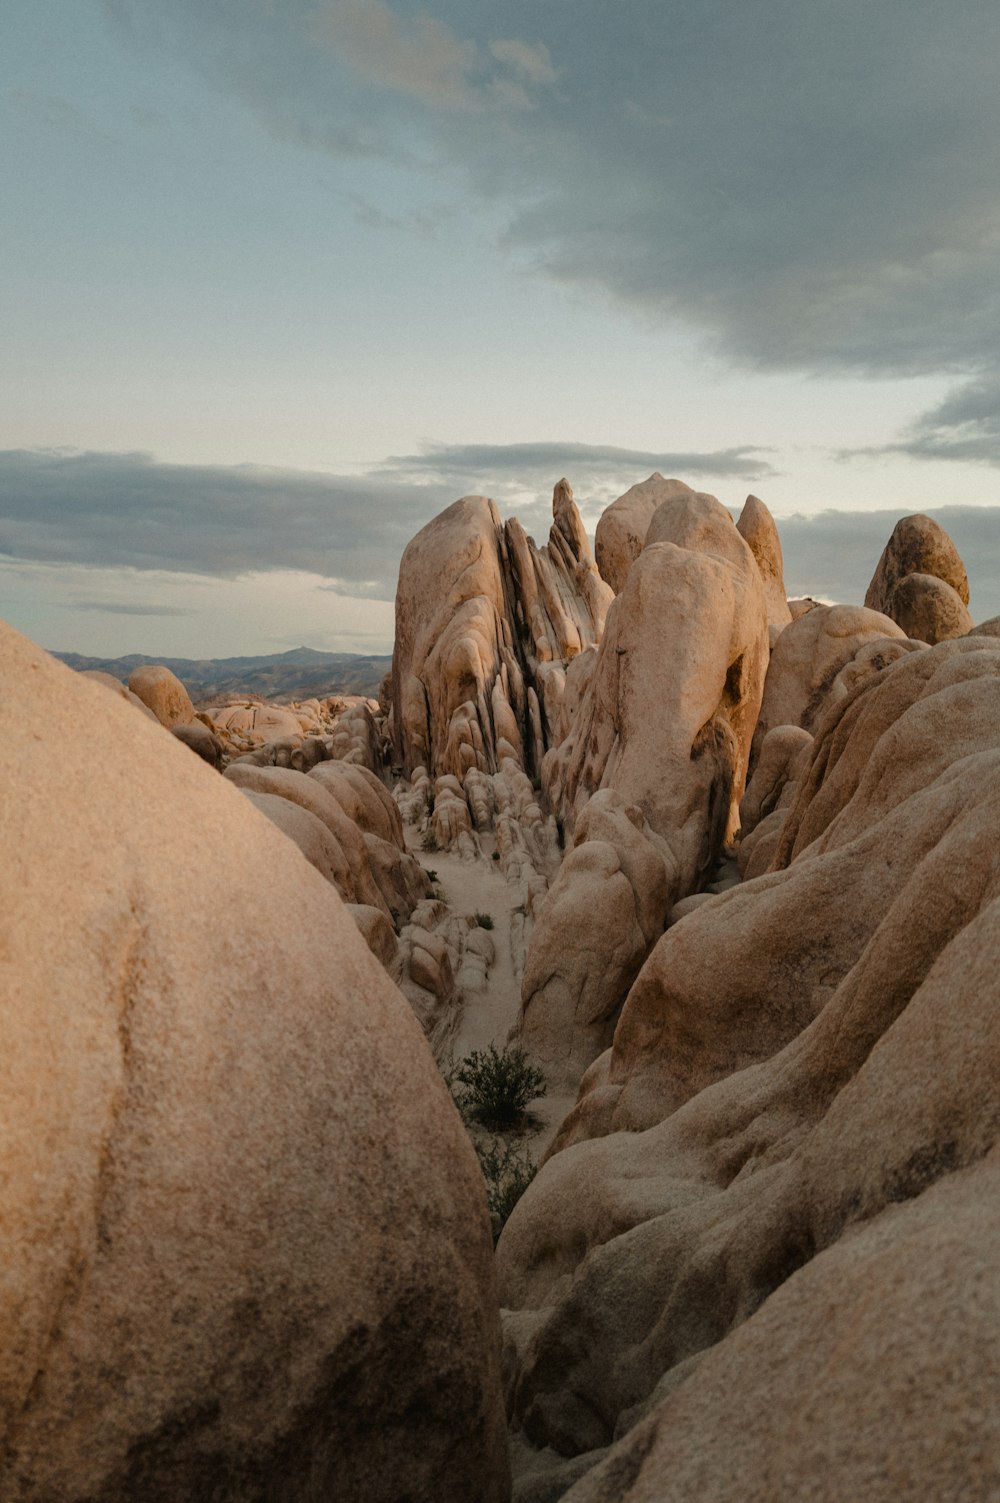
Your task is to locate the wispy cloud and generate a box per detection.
[5,447,1000,622]
[0,443,780,599]
[856,376,1000,468]
[67,599,195,616]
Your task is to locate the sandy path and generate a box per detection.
[407,831,574,1157]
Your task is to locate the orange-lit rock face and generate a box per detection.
[0,620,508,1503]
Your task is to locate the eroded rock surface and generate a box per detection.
[0,622,508,1503]
[520,490,770,1087]
[593,474,694,595]
[865,512,970,633]
[499,637,1000,1501]
[127,663,196,727]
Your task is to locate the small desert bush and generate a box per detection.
[421,830,439,852]
[452,1043,546,1131]
[476,1139,537,1244]
[474,911,494,930]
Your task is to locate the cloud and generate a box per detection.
[0,448,438,599]
[0,445,781,601]
[66,600,195,616]
[865,376,1000,467]
[104,0,1000,382]
[383,440,777,490]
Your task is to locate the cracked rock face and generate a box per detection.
[0,621,508,1503]
[390,484,610,787]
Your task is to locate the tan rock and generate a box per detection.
[865,511,970,617]
[309,760,403,846]
[0,621,508,1503]
[211,702,304,742]
[223,762,390,915]
[593,474,694,594]
[498,637,1000,1497]
[735,493,792,630]
[520,492,769,1088]
[750,602,908,769]
[171,720,224,768]
[81,669,160,721]
[346,903,399,968]
[127,663,196,727]
[885,570,974,643]
[392,485,608,784]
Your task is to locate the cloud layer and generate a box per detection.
[0,444,776,599]
[4,447,1000,620]
[105,0,1000,388]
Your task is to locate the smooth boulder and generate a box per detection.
[0,621,508,1503]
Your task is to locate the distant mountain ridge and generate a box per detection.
[54,646,392,702]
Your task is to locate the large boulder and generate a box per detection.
[750,602,908,769]
[127,663,196,728]
[865,512,970,620]
[884,570,974,644]
[520,491,769,1088]
[0,621,508,1503]
[498,637,1000,1498]
[593,474,693,594]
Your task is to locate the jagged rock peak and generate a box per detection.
[390,487,610,786]
[736,493,792,631]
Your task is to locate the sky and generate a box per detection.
[3,0,1000,657]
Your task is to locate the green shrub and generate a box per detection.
[474,911,494,930]
[476,1139,537,1244]
[453,1043,546,1130]
[421,830,439,852]
[425,868,439,882]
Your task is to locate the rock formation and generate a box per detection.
[0,621,508,1503]
[18,469,1000,1503]
[519,489,770,1087]
[749,602,908,769]
[735,493,792,636]
[392,481,610,786]
[593,473,694,594]
[127,662,196,727]
[865,512,972,643]
[498,635,1000,1500]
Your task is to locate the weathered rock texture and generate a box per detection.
[750,602,907,769]
[498,636,1000,1501]
[593,474,694,595]
[865,512,971,644]
[885,570,974,643]
[0,621,508,1503]
[392,483,611,786]
[127,663,196,727]
[735,493,792,634]
[519,490,770,1087]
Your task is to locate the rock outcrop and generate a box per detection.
[519,490,770,1087]
[593,473,693,594]
[392,482,610,787]
[498,636,1000,1500]
[0,621,508,1503]
[865,512,972,643]
[127,662,196,727]
[750,602,908,769]
[735,493,792,636]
